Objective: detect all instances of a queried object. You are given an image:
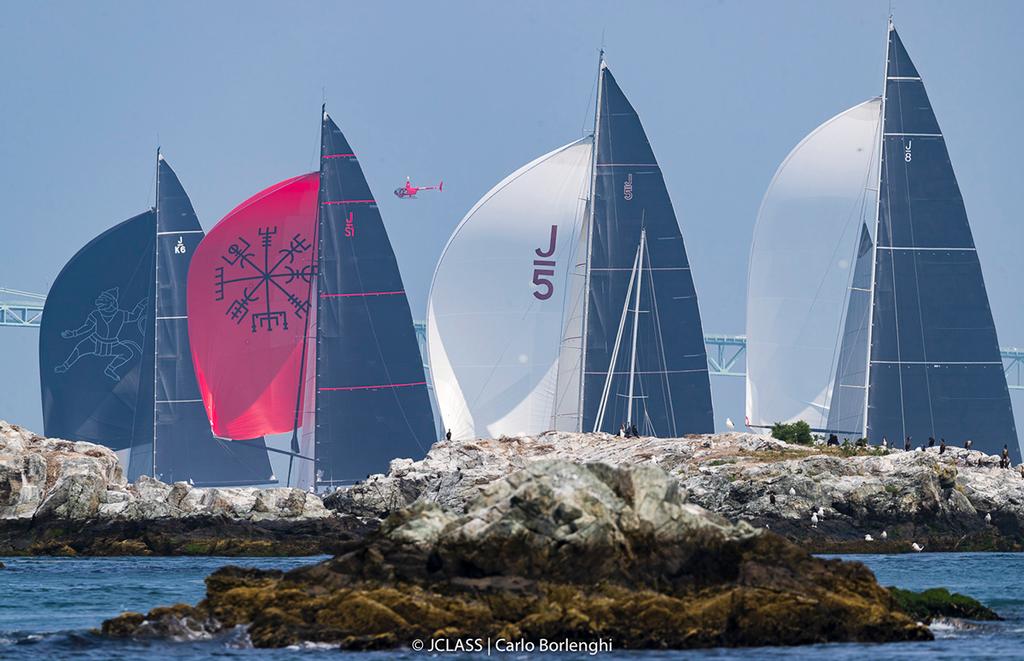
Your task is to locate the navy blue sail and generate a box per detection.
[145,155,275,485]
[827,223,873,436]
[41,212,156,452]
[315,109,435,487]
[582,64,714,436]
[867,24,1017,459]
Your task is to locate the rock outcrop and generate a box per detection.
[324,431,1024,552]
[103,460,934,649]
[0,420,365,555]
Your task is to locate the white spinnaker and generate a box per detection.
[427,138,593,440]
[745,98,881,430]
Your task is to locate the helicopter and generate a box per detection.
[394,177,443,199]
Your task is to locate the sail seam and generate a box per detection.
[319,381,427,392]
[871,361,1001,365]
[158,230,203,236]
[320,290,405,298]
[323,199,375,205]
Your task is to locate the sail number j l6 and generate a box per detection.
[532,225,557,300]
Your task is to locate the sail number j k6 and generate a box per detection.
[532,225,557,300]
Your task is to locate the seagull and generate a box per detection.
[911,542,924,552]
[789,487,796,496]
[881,530,888,539]
[725,417,735,430]
[816,507,825,518]
[985,512,992,524]
[811,512,819,528]
[865,534,874,541]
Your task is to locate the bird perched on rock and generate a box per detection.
[789,487,796,496]
[816,507,825,519]
[985,512,992,524]
[911,542,924,552]
[769,493,776,505]
[725,417,735,430]
[880,530,888,539]
[864,534,874,541]
[811,512,819,528]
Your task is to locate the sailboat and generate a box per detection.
[188,108,435,489]
[39,153,276,485]
[428,54,714,440]
[746,20,1018,460]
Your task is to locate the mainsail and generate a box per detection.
[429,58,713,440]
[866,24,1017,457]
[745,98,881,431]
[314,110,436,487]
[188,173,320,440]
[41,155,274,484]
[582,65,712,436]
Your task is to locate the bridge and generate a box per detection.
[5,288,1024,390]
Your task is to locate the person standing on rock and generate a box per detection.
[928,437,935,448]
[904,436,912,452]
[619,423,626,438]
[445,429,452,442]
[1001,445,1010,469]
[939,438,946,455]
[882,436,888,450]
[630,423,639,438]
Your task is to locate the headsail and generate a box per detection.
[745,98,881,430]
[314,111,435,486]
[427,138,593,439]
[145,156,274,484]
[40,212,156,451]
[187,173,320,440]
[825,223,873,436]
[582,64,713,436]
[866,24,1017,458]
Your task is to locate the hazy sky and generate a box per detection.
[2,1,1022,447]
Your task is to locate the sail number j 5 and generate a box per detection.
[532,225,557,300]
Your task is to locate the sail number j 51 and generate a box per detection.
[532,225,557,300]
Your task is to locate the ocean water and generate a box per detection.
[0,553,1021,659]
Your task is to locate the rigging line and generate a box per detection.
[643,229,676,437]
[287,151,322,486]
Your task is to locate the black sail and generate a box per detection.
[582,65,714,436]
[147,156,275,485]
[40,212,156,452]
[315,110,435,487]
[867,25,1017,459]
[827,223,873,436]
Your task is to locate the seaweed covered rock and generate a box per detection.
[105,460,934,649]
[887,587,1001,623]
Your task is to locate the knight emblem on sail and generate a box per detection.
[213,226,316,333]
[53,287,146,382]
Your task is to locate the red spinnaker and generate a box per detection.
[187,174,319,439]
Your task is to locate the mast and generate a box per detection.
[861,17,892,438]
[577,49,605,431]
[626,228,646,427]
[151,147,161,476]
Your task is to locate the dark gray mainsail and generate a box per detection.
[866,24,1017,459]
[827,224,873,436]
[582,63,714,436]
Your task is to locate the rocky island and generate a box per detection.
[104,460,945,649]
[4,418,1024,555]
[0,420,368,555]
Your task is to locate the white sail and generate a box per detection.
[427,138,593,440]
[746,98,881,430]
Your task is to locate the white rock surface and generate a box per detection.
[0,420,329,522]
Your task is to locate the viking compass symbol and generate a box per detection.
[214,226,316,332]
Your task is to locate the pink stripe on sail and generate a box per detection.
[321,290,405,298]
[319,381,426,392]
[323,199,375,205]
